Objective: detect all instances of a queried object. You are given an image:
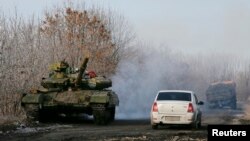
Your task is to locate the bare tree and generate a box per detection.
[40,4,135,76]
[0,3,135,119]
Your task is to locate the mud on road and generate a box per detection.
[0,109,245,141]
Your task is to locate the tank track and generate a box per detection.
[92,104,114,125]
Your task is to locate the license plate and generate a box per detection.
[165,116,180,121]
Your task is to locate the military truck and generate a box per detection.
[205,81,237,109]
[21,56,119,125]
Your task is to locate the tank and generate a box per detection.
[21,56,119,125]
[205,81,237,109]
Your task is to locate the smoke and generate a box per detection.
[112,45,194,119]
[111,43,250,119]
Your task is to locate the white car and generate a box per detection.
[150,90,204,129]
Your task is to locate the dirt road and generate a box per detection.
[0,109,244,141]
[0,120,207,141]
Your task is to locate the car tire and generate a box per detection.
[191,122,199,129]
[197,120,201,129]
[191,115,201,129]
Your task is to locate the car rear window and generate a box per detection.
[157,92,191,101]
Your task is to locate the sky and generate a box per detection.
[1,0,250,58]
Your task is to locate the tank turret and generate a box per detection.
[71,56,112,90]
[36,56,113,92]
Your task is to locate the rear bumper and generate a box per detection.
[151,112,195,125]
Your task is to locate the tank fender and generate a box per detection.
[110,92,119,106]
[21,93,44,104]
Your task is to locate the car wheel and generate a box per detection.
[192,116,201,129]
[198,115,202,128]
[192,121,199,129]
[152,124,158,129]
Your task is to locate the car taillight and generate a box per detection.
[152,102,158,112]
[187,103,194,113]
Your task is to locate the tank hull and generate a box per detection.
[21,90,119,124]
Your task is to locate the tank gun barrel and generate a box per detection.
[75,57,89,86]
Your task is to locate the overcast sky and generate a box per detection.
[1,0,250,58]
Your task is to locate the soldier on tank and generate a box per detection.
[50,60,70,79]
[84,70,97,79]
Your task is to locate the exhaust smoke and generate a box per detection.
[112,46,192,119]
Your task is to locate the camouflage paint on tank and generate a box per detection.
[21,56,119,125]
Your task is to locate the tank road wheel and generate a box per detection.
[23,104,40,122]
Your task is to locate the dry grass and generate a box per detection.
[239,101,250,124]
[243,102,250,119]
[0,115,25,125]
[0,93,26,125]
